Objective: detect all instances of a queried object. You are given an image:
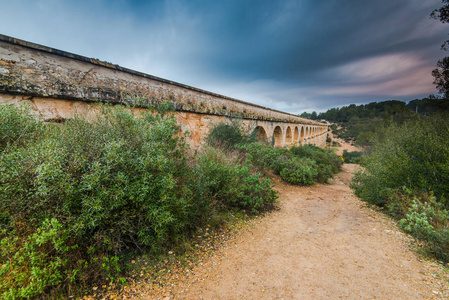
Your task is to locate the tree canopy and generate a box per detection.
[432,1,449,96]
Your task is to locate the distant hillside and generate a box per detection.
[302,96,449,146]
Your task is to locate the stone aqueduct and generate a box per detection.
[0,34,328,148]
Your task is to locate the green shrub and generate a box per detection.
[351,113,449,262]
[397,191,449,262]
[0,104,43,152]
[206,120,256,150]
[0,105,196,296]
[279,158,318,185]
[342,150,363,164]
[193,148,277,215]
[237,143,341,185]
[1,105,193,249]
[290,145,342,183]
[234,166,277,213]
[351,114,449,207]
[237,142,288,173]
[0,219,69,300]
[0,104,280,298]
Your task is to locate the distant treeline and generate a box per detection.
[300,95,449,123]
[300,96,449,146]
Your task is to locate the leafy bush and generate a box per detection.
[237,142,341,185]
[342,150,363,164]
[351,114,449,207]
[0,104,43,152]
[205,120,256,150]
[193,148,277,214]
[0,105,278,298]
[290,145,342,183]
[1,105,194,297]
[0,219,70,299]
[397,191,449,262]
[279,158,318,185]
[237,142,288,172]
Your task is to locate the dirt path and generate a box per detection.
[126,142,449,299]
[157,165,448,299]
[330,132,360,156]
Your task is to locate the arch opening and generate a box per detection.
[273,126,283,147]
[285,126,292,144]
[294,126,299,145]
[253,126,268,142]
[300,127,305,141]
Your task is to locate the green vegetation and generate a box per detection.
[0,104,277,299]
[194,147,277,215]
[300,95,449,148]
[205,120,258,150]
[207,121,342,186]
[351,113,449,262]
[318,100,419,147]
[341,150,363,164]
[345,0,449,264]
[0,104,44,151]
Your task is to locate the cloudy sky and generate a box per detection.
[1,0,448,113]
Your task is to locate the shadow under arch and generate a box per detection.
[294,126,299,145]
[273,126,283,147]
[253,126,268,143]
[285,126,292,144]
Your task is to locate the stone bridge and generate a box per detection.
[0,34,327,148]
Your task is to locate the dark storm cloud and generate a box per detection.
[192,0,445,80]
[0,0,447,113]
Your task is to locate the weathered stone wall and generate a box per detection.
[0,34,327,148]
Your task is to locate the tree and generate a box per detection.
[431,0,449,49]
[431,1,449,97]
[299,112,311,119]
[432,57,449,95]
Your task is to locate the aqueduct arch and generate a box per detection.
[294,127,299,145]
[273,126,283,147]
[285,126,293,145]
[253,126,268,142]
